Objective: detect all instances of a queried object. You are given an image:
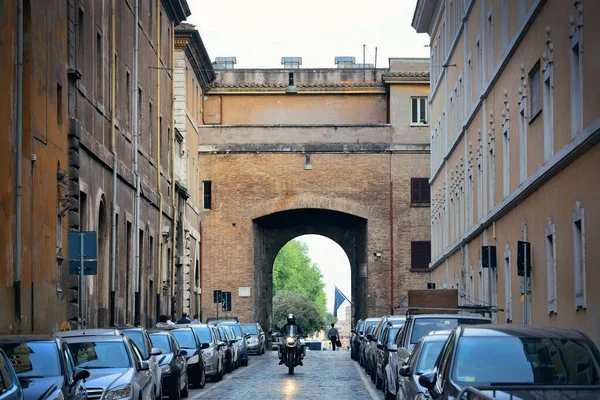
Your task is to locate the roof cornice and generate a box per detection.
[175,26,216,90]
[411,0,439,34]
[161,0,191,25]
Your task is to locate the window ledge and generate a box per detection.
[409,268,431,273]
[410,123,430,127]
[410,203,431,208]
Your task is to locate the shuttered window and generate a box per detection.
[411,178,431,204]
[411,241,431,269]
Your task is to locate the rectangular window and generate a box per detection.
[502,0,509,51]
[411,97,428,125]
[77,9,85,70]
[543,67,554,161]
[529,61,541,120]
[476,37,482,94]
[56,213,63,295]
[57,84,63,125]
[487,10,494,78]
[203,181,212,210]
[573,207,585,309]
[126,70,131,129]
[411,241,431,269]
[466,55,472,111]
[411,178,430,204]
[504,250,512,322]
[503,122,510,196]
[519,106,527,183]
[149,0,153,37]
[489,146,495,209]
[546,225,557,314]
[138,87,143,142]
[570,40,583,137]
[96,31,103,102]
[149,102,153,154]
[79,191,87,231]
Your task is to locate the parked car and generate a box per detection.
[391,330,450,400]
[54,329,121,338]
[359,322,377,368]
[374,322,403,392]
[215,326,236,373]
[187,324,226,381]
[116,327,162,399]
[64,334,156,400]
[0,348,24,400]
[221,326,241,370]
[240,323,266,355]
[350,319,364,361]
[169,327,207,389]
[147,330,189,400]
[365,315,405,386]
[211,321,249,366]
[419,325,600,399]
[0,335,89,400]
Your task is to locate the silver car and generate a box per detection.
[188,324,226,381]
[64,335,157,400]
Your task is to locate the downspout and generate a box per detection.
[155,1,163,321]
[132,0,141,325]
[389,153,394,315]
[15,0,24,325]
[109,0,117,327]
[170,23,177,317]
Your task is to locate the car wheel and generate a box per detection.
[241,357,248,367]
[180,373,189,399]
[197,368,206,389]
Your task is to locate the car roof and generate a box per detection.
[55,328,122,337]
[459,324,589,340]
[428,330,452,335]
[421,333,450,342]
[0,335,57,343]
[63,335,126,343]
[364,318,380,323]
[118,327,144,332]
[411,314,491,320]
[147,329,172,335]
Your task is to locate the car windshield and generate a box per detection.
[0,342,60,377]
[388,327,401,345]
[67,341,131,369]
[415,340,446,374]
[411,318,487,344]
[171,331,197,349]
[149,335,172,354]
[453,336,600,386]
[123,330,148,359]
[242,325,258,335]
[192,327,213,344]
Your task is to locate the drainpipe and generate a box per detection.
[109,0,117,326]
[389,153,394,315]
[15,0,24,325]
[155,0,163,321]
[170,23,177,317]
[132,0,141,325]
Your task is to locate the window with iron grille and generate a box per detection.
[203,181,212,210]
[411,178,431,205]
[411,241,431,269]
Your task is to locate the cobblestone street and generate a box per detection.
[189,350,383,400]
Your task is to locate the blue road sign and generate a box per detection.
[68,231,98,276]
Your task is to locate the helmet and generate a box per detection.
[287,314,296,324]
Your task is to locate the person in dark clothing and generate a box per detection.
[176,313,191,324]
[328,323,340,351]
[278,314,305,365]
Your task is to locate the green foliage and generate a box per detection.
[325,312,338,327]
[273,291,326,334]
[273,240,327,315]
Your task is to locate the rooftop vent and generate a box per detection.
[213,57,237,70]
[335,56,356,69]
[282,57,302,69]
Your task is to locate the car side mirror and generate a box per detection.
[351,329,356,334]
[399,365,411,377]
[387,344,398,352]
[73,368,90,382]
[150,347,162,356]
[217,341,226,348]
[366,334,373,340]
[418,372,437,390]
[138,360,150,371]
[177,349,188,357]
[376,343,384,350]
[201,343,210,350]
[229,339,236,345]
[245,334,251,338]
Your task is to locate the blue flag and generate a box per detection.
[333,286,346,318]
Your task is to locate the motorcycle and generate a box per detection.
[274,326,305,374]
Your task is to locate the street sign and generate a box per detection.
[68,231,98,275]
[213,290,222,304]
[222,291,231,312]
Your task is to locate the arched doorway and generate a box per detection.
[253,208,367,333]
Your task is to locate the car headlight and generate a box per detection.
[161,365,172,374]
[105,385,132,400]
[203,349,214,359]
[250,338,259,344]
[286,337,296,345]
[188,355,199,364]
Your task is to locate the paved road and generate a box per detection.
[188,350,383,400]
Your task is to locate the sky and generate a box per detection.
[186,0,429,312]
[187,0,430,69]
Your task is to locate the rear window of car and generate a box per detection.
[67,341,131,369]
[242,325,258,335]
[411,318,490,344]
[192,327,213,344]
[416,340,446,374]
[0,342,61,377]
[172,330,197,349]
[149,335,172,354]
[453,336,600,386]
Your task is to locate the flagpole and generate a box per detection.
[335,285,353,305]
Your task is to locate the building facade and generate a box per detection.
[198,59,432,330]
[0,0,70,334]
[413,0,600,343]
[173,23,215,320]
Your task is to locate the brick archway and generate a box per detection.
[253,208,368,332]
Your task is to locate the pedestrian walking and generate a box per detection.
[177,313,191,324]
[327,323,340,351]
[191,314,201,324]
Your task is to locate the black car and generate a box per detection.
[350,319,364,361]
[212,321,249,366]
[169,327,207,389]
[0,335,89,400]
[148,330,188,400]
[215,327,235,373]
[419,324,600,399]
[0,348,24,400]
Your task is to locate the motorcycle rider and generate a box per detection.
[278,314,305,365]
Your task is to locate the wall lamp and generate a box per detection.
[373,252,382,257]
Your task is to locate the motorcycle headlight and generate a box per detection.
[105,385,132,400]
[161,365,172,374]
[286,337,296,345]
[188,355,199,364]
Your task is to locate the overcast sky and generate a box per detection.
[187,0,428,312]
[187,0,429,69]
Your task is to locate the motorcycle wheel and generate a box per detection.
[288,364,294,375]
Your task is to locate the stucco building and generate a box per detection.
[198,58,432,330]
[173,24,215,319]
[413,0,600,343]
[0,0,70,333]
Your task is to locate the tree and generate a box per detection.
[273,240,327,315]
[325,312,338,327]
[273,291,326,334]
